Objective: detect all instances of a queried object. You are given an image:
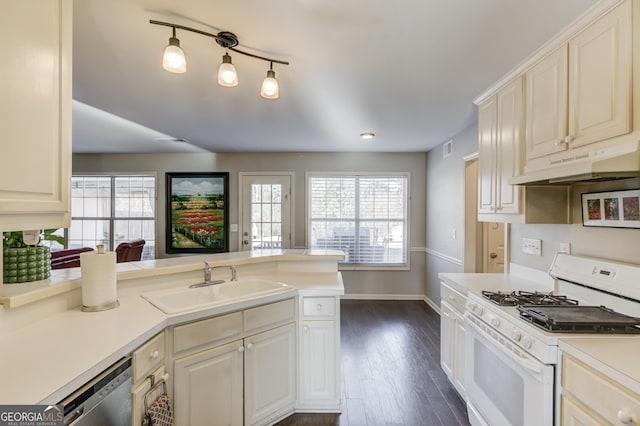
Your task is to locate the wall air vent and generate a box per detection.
[443,140,453,159]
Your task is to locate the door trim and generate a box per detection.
[238,172,295,251]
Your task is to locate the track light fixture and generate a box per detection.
[150,20,289,99]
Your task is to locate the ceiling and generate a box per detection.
[72,0,598,154]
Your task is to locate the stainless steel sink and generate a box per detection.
[141,278,292,314]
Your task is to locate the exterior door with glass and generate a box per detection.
[240,174,292,251]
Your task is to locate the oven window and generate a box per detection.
[475,338,524,426]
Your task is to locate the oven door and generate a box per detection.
[464,313,554,426]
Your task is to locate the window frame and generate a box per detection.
[68,172,157,259]
[305,172,411,271]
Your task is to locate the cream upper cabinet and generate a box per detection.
[525,47,569,160]
[478,77,524,218]
[525,1,631,161]
[0,0,72,231]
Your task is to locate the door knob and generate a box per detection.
[490,252,498,259]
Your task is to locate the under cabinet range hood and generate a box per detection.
[509,140,640,185]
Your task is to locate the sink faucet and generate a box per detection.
[204,261,212,282]
[230,265,237,282]
[190,261,226,288]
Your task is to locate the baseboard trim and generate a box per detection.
[341,294,425,301]
[423,295,440,315]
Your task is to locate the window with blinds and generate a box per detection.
[308,174,408,266]
[64,175,156,260]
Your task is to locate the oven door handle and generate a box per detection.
[465,313,543,376]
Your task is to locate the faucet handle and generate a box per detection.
[204,261,211,270]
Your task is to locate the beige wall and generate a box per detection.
[73,152,427,296]
[425,123,479,304]
[511,177,640,271]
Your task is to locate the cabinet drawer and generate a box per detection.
[303,297,336,317]
[563,355,640,423]
[133,332,165,383]
[440,283,466,313]
[173,311,243,355]
[244,298,295,335]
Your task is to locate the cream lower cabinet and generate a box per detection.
[0,0,71,231]
[561,353,640,425]
[174,339,244,426]
[298,295,341,412]
[440,282,466,399]
[244,323,296,425]
[131,332,166,426]
[171,298,296,426]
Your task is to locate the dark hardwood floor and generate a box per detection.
[276,300,470,426]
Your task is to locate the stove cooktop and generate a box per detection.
[516,305,640,334]
[482,290,579,307]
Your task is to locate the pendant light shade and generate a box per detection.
[218,53,238,87]
[162,28,186,74]
[260,68,279,99]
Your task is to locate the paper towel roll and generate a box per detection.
[80,248,118,311]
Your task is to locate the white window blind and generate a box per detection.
[67,175,156,260]
[308,174,408,266]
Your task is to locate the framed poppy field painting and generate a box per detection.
[166,172,229,253]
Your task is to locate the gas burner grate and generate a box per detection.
[481,290,579,307]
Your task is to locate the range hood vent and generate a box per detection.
[509,141,640,185]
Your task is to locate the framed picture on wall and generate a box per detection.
[581,189,640,229]
[166,172,229,253]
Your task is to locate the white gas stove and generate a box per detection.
[463,254,640,426]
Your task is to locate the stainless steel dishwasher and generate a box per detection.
[60,356,132,425]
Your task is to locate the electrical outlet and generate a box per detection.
[559,242,571,254]
[522,238,542,256]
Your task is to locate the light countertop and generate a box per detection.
[0,251,344,404]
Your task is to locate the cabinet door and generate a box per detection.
[300,320,339,406]
[0,0,71,229]
[525,46,569,160]
[452,312,466,398]
[440,300,454,380]
[244,323,296,425]
[568,1,631,149]
[495,77,523,214]
[174,339,244,426]
[132,366,166,426]
[477,97,497,214]
[562,395,605,426]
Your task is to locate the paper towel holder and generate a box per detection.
[82,300,120,312]
[81,244,120,312]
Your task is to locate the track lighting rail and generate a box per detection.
[149,20,290,66]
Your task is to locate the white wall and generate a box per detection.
[73,152,427,296]
[425,123,479,304]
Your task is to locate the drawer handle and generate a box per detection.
[303,326,309,332]
[316,303,323,311]
[617,408,633,424]
[238,346,245,353]
[150,350,160,361]
[448,295,455,302]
